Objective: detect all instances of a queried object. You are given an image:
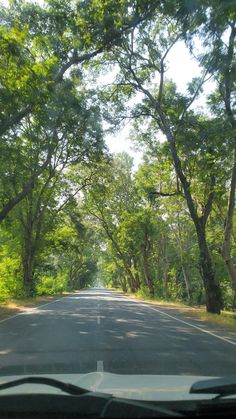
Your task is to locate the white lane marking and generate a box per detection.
[0,313,22,324]
[119,293,236,347]
[91,290,236,347]
[142,303,236,347]
[97,315,100,325]
[0,295,69,324]
[32,298,64,309]
[97,360,104,372]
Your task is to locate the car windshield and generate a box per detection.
[0,0,236,404]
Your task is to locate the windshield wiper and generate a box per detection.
[0,376,89,395]
[0,376,185,418]
[190,376,236,399]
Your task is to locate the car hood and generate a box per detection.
[0,372,218,401]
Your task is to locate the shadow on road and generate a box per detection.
[0,289,236,377]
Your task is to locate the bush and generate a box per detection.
[0,256,24,300]
[136,286,153,299]
[36,274,67,296]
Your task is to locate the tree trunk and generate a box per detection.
[0,151,52,222]
[163,252,169,298]
[122,266,136,292]
[182,265,191,301]
[133,256,141,290]
[219,25,236,307]
[134,271,140,290]
[221,145,236,308]
[176,215,191,301]
[196,223,222,314]
[126,274,136,293]
[160,233,168,298]
[23,232,35,296]
[120,277,127,293]
[142,232,154,297]
[143,257,154,296]
[68,263,74,290]
[21,190,40,297]
[123,58,222,312]
[161,120,222,313]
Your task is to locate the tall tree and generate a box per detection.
[175,0,236,306]
[0,0,160,221]
[104,13,233,312]
[0,0,159,136]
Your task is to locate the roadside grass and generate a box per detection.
[186,309,236,330]
[115,288,236,331]
[0,292,71,321]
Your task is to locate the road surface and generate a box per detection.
[0,288,236,376]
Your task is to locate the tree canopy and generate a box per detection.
[0,0,235,314]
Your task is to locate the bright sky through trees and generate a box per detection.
[1,0,234,315]
[0,0,214,169]
[105,39,215,169]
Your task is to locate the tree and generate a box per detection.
[0,0,234,311]
[171,0,236,307]
[0,0,160,222]
[104,8,234,313]
[0,0,159,136]
[81,153,144,293]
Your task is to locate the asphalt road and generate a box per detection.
[0,288,236,376]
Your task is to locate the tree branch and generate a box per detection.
[0,149,52,222]
[178,70,212,125]
[0,9,159,137]
[149,190,181,197]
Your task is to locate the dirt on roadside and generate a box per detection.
[0,294,68,322]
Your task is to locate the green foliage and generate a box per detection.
[0,254,23,299]
[0,0,235,314]
[36,274,67,296]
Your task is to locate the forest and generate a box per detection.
[0,0,235,315]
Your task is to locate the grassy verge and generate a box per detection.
[118,289,236,331]
[0,292,71,321]
[184,308,236,330]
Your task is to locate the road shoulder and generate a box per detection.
[0,293,70,322]
[119,290,236,341]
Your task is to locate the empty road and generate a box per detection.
[0,288,236,376]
